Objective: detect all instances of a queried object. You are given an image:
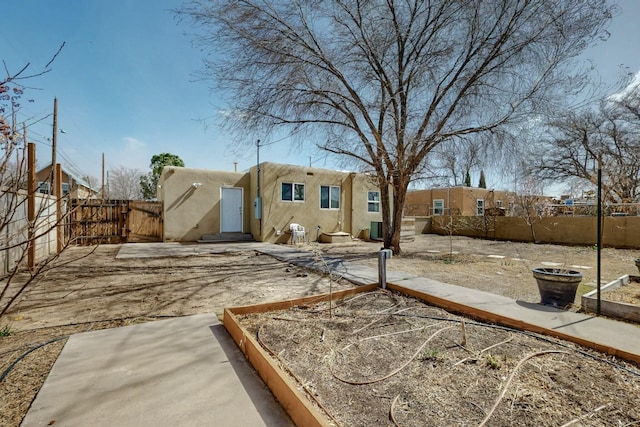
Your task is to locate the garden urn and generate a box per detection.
[532,268,583,308]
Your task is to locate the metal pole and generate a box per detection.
[50,98,57,195]
[378,249,392,289]
[596,153,602,315]
[256,139,261,236]
[378,250,387,289]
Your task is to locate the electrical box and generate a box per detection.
[370,221,383,240]
[254,197,262,219]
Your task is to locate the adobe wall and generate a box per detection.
[160,167,250,241]
[425,215,640,248]
[250,163,385,243]
[405,187,515,216]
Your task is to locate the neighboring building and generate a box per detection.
[35,165,97,199]
[404,187,516,217]
[158,162,388,243]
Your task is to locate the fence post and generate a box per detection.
[56,164,63,252]
[27,143,36,270]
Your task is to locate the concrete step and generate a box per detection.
[198,233,254,243]
[401,217,416,235]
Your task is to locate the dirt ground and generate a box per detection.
[1,234,639,426]
[239,292,640,426]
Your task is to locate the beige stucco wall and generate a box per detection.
[249,162,385,243]
[159,166,250,241]
[427,215,640,248]
[406,187,515,216]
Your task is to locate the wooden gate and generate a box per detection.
[127,201,163,242]
[67,199,162,245]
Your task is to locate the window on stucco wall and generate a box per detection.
[433,199,444,215]
[282,182,305,202]
[367,191,380,212]
[320,185,340,209]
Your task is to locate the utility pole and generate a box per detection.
[50,97,58,195]
[101,153,105,199]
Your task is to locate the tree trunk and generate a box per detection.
[380,176,408,255]
[380,177,393,251]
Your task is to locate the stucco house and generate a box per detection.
[404,187,516,217]
[158,162,387,243]
[35,164,96,199]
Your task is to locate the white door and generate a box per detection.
[221,187,243,232]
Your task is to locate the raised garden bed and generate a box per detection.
[225,285,640,426]
[582,275,640,323]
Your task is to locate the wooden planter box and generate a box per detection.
[224,285,378,427]
[581,275,640,323]
[225,281,640,426]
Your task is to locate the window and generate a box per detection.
[38,181,71,195]
[320,185,340,209]
[37,182,49,194]
[281,182,305,202]
[496,200,503,208]
[433,199,444,216]
[476,199,485,216]
[367,191,380,212]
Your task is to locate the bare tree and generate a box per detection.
[82,175,99,193]
[0,47,103,321]
[531,75,640,203]
[511,172,549,242]
[180,0,614,253]
[427,136,486,187]
[108,166,144,200]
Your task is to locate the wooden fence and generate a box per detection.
[67,199,162,245]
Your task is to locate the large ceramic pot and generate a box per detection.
[635,258,640,274]
[532,268,583,308]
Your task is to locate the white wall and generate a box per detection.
[0,189,58,276]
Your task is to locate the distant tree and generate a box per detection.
[512,173,550,243]
[530,74,640,203]
[464,170,472,188]
[140,153,184,200]
[479,170,487,189]
[82,175,99,192]
[109,167,143,200]
[180,0,614,254]
[432,136,485,187]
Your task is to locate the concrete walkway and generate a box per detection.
[22,242,640,426]
[21,314,293,427]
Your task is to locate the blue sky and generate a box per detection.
[2,0,640,189]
